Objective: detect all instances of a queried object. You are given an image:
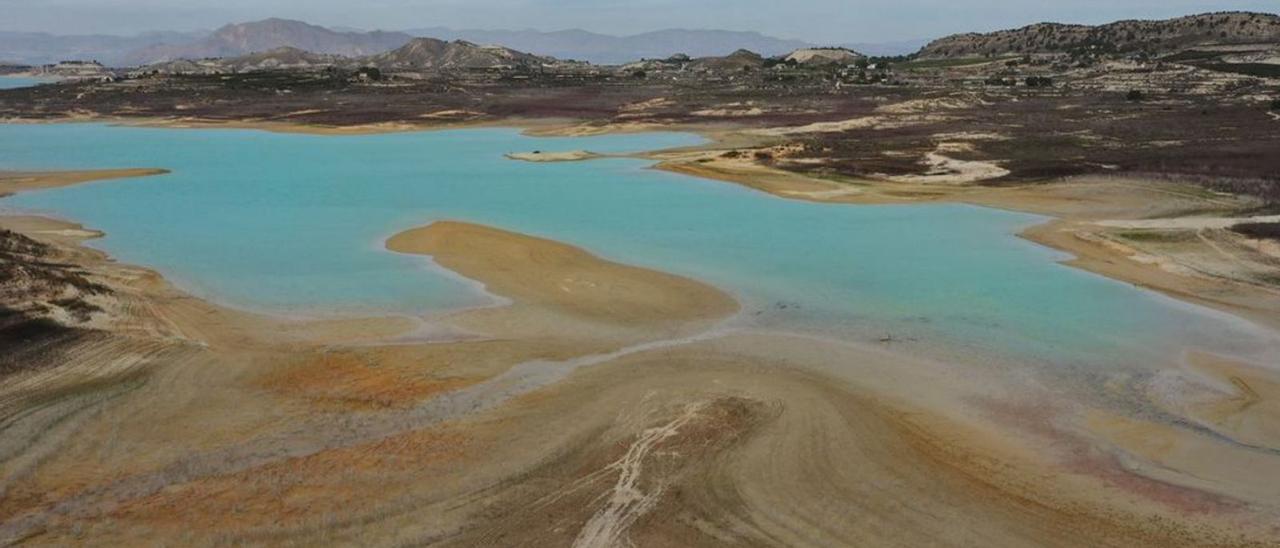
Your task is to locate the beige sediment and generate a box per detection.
[3,134,1280,545]
[0,173,749,544]
[1,168,169,196]
[386,220,737,343]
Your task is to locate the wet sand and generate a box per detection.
[3,158,1280,545]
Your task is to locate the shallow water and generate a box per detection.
[1,123,1275,369]
[0,76,50,90]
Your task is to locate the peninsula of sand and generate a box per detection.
[3,153,1280,547]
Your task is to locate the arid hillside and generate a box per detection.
[920,12,1280,58]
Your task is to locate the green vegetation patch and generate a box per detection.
[1112,229,1199,243]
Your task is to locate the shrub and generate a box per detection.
[1270,98,1280,111]
[1126,89,1146,102]
[1231,222,1280,241]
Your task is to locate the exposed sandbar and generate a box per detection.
[505,150,601,162]
[0,168,169,197]
[386,220,738,339]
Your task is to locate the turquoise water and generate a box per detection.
[0,76,49,90]
[1,123,1275,369]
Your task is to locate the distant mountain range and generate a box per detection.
[124,19,413,65]
[1,19,919,68]
[920,11,1280,58]
[0,30,207,66]
[402,27,818,64]
[141,37,572,75]
[9,11,1272,69]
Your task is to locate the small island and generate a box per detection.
[505,150,602,162]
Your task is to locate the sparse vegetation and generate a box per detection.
[1025,76,1054,87]
[1231,222,1280,241]
[0,229,110,324]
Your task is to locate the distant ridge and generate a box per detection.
[125,19,413,65]
[920,11,1280,58]
[403,27,813,64]
[0,30,208,66]
[0,19,916,68]
[137,38,564,74]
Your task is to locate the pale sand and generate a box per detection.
[386,220,737,341]
[881,142,1011,185]
[656,153,987,204]
[1096,214,1280,230]
[505,150,601,162]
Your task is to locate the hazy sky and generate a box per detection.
[4,0,1277,43]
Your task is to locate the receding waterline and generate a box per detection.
[1,122,1275,370]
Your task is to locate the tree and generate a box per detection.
[1126,89,1146,102]
[1271,98,1280,111]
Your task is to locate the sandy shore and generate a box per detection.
[3,145,1280,544]
[652,142,1280,334]
[0,168,169,197]
[5,195,1278,545]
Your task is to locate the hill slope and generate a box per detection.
[138,47,345,75]
[365,38,556,70]
[920,12,1280,58]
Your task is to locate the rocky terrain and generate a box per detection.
[920,11,1280,59]
[365,37,556,71]
[138,47,345,75]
